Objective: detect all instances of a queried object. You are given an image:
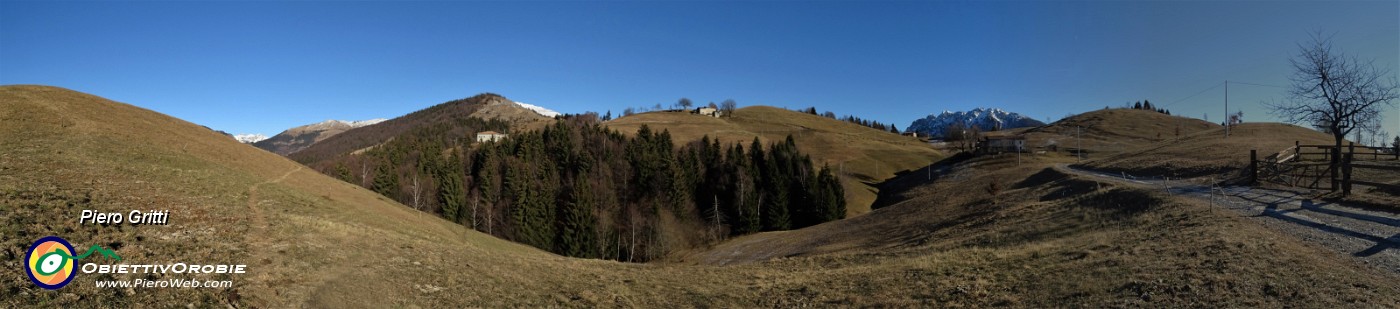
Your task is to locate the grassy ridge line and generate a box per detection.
[0,85,546,307]
[1019,108,1220,158]
[8,85,1397,307]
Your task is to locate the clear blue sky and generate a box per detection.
[2,1,1397,143]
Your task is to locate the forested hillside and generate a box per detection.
[308,114,844,261]
[605,106,941,215]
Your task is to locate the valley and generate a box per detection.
[5,1,1398,306]
[4,85,1398,307]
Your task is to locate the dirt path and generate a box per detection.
[237,166,305,304]
[246,166,303,230]
[1056,164,1400,274]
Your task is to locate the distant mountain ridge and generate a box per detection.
[234,133,269,143]
[288,93,553,164]
[905,108,1045,137]
[252,118,386,155]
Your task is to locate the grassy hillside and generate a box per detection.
[1078,121,1400,208]
[677,152,1400,306]
[605,106,941,215]
[1081,122,1339,178]
[7,86,1395,307]
[0,85,558,306]
[1021,108,1220,156]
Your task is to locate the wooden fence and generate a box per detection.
[1251,141,1400,195]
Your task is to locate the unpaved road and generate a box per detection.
[1057,164,1400,274]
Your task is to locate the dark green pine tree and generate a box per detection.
[532,152,559,252]
[372,160,399,200]
[817,164,846,223]
[438,152,467,223]
[557,176,598,258]
[759,141,790,231]
[749,137,766,173]
[738,174,763,234]
[475,149,500,207]
[728,143,761,234]
[334,163,353,183]
[505,159,536,245]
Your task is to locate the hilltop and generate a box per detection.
[0,85,546,306]
[251,119,384,155]
[287,93,552,164]
[1019,108,1220,155]
[604,106,941,215]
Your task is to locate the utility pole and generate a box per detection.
[1225,80,1229,138]
[1076,126,1082,161]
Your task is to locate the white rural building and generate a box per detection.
[694,107,721,117]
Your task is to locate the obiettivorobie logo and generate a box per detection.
[25,235,249,290]
[24,236,122,290]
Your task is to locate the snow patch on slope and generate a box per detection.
[513,101,560,118]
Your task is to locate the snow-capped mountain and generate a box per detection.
[905,108,1045,138]
[336,119,387,128]
[305,119,386,129]
[252,118,385,155]
[513,101,560,118]
[233,133,269,144]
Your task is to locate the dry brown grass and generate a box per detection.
[678,152,1400,306]
[5,86,1396,307]
[1081,122,1337,178]
[1021,108,1219,156]
[605,106,942,215]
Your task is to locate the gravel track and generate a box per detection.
[1058,164,1400,274]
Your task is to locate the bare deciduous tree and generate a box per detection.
[360,161,370,187]
[720,99,737,117]
[1267,32,1398,170]
[410,173,423,212]
[943,122,982,152]
[678,97,693,110]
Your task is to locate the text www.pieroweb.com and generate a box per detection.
[94,278,233,288]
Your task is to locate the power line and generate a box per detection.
[1166,82,1224,108]
[1164,80,1287,109]
[1230,81,1288,88]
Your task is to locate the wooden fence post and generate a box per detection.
[1294,141,1300,162]
[1342,152,1353,196]
[1330,147,1338,192]
[1250,149,1258,185]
